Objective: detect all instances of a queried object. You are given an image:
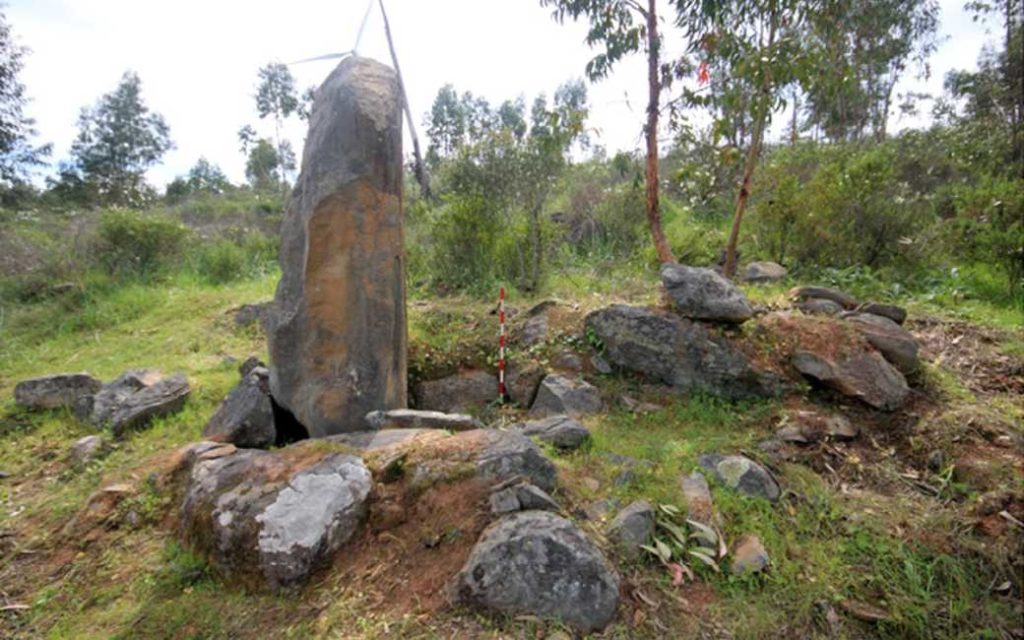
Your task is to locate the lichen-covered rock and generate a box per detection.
[179,447,371,591]
[413,370,494,414]
[69,435,107,466]
[789,286,859,310]
[742,261,788,284]
[858,302,907,325]
[505,360,545,407]
[76,369,190,437]
[680,471,717,533]
[514,414,590,450]
[606,500,655,556]
[202,368,275,448]
[793,349,908,411]
[584,304,785,401]
[453,511,620,632]
[660,263,753,323]
[846,313,919,373]
[731,534,769,574]
[266,56,406,436]
[529,374,602,418]
[489,482,560,515]
[698,454,780,502]
[797,298,844,316]
[364,408,483,432]
[14,373,102,410]
[777,409,859,444]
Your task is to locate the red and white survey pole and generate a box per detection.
[498,287,506,403]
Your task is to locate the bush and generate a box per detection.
[948,176,1024,299]
[424,194,502,292]
[193,240,247,284]
[94,209,188,277]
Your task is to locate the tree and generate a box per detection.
[244,138,286,192]
[0,6,49,186]
[69,71,172,206]
[254,62,299,187]
[425,84,465,164]
[540,0,676,264]
[165,157,231,202]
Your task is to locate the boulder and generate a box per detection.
[180,447,371,591]
[789,286,859,310]
[680,471,717,533]
[858,302,907,325]
[364,408,483,432]
[453,511,620,632]
[515,415,590,450]
[513,300,557,348]
[660,263,753,323]
[14,373,102,410]
[266,56,406,437]
[413,370,494,413]
[793,349,908,411]
[202,367,276,448]
[731,534,769,574]
[742,261,788,284]
[69,435,107,466]
[845,313,919,373]
[698,454,780,502]
[489,481,560,515]
[584,304,784,401]
[76,369,190,438]
[606,500,655,557]
[797,298,844,316]
[504,360,545,407]
[529,374,603,418]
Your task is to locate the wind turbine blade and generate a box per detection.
[352,0,375,53]
[288,51,353,65]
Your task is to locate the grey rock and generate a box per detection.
[364,408,483,432]
[742,261,788,284]
[584,304,785,401]
[789,286,859,310]
[660,263,754,323]
[607,500,655,556]
[583,497,621,521]
[14,373,102,410]
[238,356,265,379]
[590,355,612,374]
[453,511,620,632]
[858,302,907,325]
[233,302,269,329]
[529,374,602,418]
[325,428,435,451]
[793,349,909,411]
[780,410,859,443]
[515,300,557,348]
[76,370,190,438]
[202,370,275,449]
[552,351,583,372]
[266,56,406,437]
[680,471,717,532]
[180,448,371,591]
[475,430,558,493]
[70,435,106,465]
[489,482,560,515]
[698,454,780,502]
[797,298,844,316]
[927,449,946,473]
[413,370,494,413]
[505,360,545,407]
[605,453,654,486]
[731,534,769,574]
[846,313,919,373]
[516,415,590,450]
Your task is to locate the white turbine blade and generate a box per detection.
[288,51,353,65]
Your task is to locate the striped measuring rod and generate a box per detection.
[498,287,506,402]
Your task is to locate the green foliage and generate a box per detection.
[0,6,49,184]
[94,209,188,277]
[948,175,1024,298]
[191,233,277,285]
[165,158,232,203]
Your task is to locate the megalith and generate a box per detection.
[267,57,406,437]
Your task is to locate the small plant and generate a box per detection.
[640,503,726,585]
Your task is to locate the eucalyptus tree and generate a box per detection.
[254,62,300,187]
[540,0,678,264]
[0,7,49,186]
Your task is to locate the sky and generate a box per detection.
[6,0,1000,188]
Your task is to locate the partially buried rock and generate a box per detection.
[452,511,620,632]
[789,286,859,310]
[76,369,190,438]
[742,261,788,284]
[266,56,406,436]
[793,349,908,411]
[858,302,907,325]
[777,410,859,444]
[202,367,275,448]
[70,435,107,466]
[680,471,717,532]
[489,481,560,515]
[797,298,844,316]
[14,373,102,410]
[364,408,483,432]
[413,369,495,414]
[515,414,591,450]
[660,263,753,323]
[606,500,655,557]
[584,304,784,401]
[698,454,780,502]
[845,313,919,374]
[504,360,545,407]
[179,446,372,591]
[529,374,602,418]
[731,534,769,574]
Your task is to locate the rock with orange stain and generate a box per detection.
[267,57,407,437]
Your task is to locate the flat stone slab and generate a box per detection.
[14,373,102,410]
[453,511,620,632]
[742,261,788,283]
[793,349,908,411]
[364,408,483,432]
[513,415,591,450]
[789,286,859,310]
[413,370,495,414]
[76,369,190,438]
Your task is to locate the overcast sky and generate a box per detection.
[7,0,998,188]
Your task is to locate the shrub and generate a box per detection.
[94,209,188,277]
[949,176,1024,299]
[193,240,247,284]
[424,194,502,292]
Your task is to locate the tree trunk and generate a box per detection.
[379,0,432,199]
[644,0,675,264]
[722,105,767,279]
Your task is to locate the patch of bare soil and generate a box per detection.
[912,317,1024,396]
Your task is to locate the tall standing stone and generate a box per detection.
[267,57,406,437]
